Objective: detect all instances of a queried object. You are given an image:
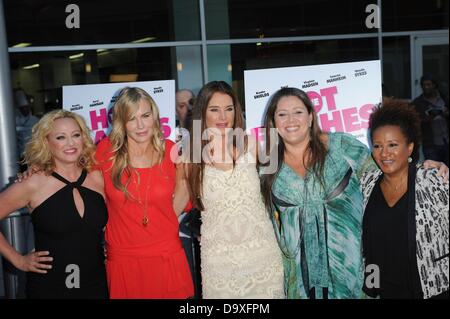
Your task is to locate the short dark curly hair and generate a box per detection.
[369,98,422,162]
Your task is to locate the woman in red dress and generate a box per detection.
[95,87,193,298]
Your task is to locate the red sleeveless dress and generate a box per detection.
[95,138,194,299]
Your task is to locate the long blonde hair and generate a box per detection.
[108,87,165,196]
[23,110,96,174]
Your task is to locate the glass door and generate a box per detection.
[413,34,449,99]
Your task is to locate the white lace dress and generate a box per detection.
[200,154,285,299]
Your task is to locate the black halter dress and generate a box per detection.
[26,170,108,299]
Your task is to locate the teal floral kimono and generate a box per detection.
[271,132,375,299]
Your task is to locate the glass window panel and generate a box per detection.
[206,0,377,40]
[5,0,200,47]
[10,46,203,115]
[382,36,411,99]
[208,38,379,110]
[422,44,449,99]
[382,0,449,32]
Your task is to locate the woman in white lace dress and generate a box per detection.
[182,81,284,298]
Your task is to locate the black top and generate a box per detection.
[26,170,108,299]
[362,178,423,299]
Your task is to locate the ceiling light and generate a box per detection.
[69,53,84,59]
[12,43,32,48]
[23,63,40,70]
[131,37,156,43]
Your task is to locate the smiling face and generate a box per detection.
[274,95,312,146]
[205,92,235,133]
[47,118,83,166]
[125,99,155,144]
[371,125,414,176]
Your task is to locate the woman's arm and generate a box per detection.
[423,160,449,182]
[173,163,191,217]
[339,133,376,179]
[0,179,52,273]
[429,169,449,238]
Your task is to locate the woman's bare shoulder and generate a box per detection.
[25,171,51,191]
[87,169,104,188]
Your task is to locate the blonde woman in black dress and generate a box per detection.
[0,110,108,298]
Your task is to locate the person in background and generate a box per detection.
[176,89,195,129]
[175,89,202,298]
[15,89,39,172]
[0,110,108,299]
[412,74,449,165]
[362,99,448,299]
[178,206,202,298]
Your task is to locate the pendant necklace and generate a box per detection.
[137,150,154,227]
[136,171,151,227]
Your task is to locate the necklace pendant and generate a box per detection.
[142,216,149,226]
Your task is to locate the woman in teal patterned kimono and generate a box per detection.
[260,87,450,299]
[260,87,374,298]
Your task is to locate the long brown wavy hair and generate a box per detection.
[108,87,165,197]
[186,81,246,210]
[260,87,327,210]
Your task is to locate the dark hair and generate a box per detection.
[260,87,327,210]
[369,98,422,162]
[187,81,246,210]
[420,74,438,88]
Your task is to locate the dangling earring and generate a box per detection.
[78,155,86,167]
[408,156,412,163]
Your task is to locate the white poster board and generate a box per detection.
[244,60,382,146]
[63,80,176,143]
